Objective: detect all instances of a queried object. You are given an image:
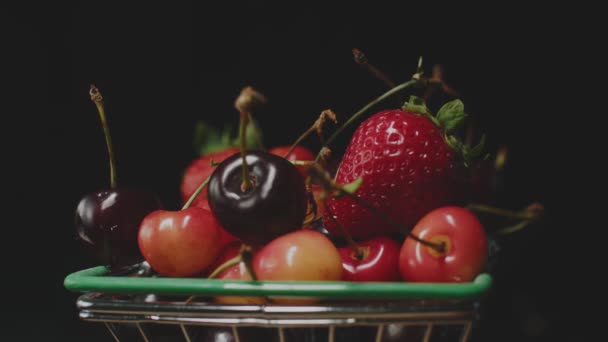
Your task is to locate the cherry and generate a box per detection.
[399,206,488,282]
[203,240,242,277]
[75,85,162,269]
[339,236,401,282]
[207,87,307,246]
[180,147,240,208]
[76,189,162,267]
[253,229,342,305]
[208,151,307,247]
[214,261,266,305]
[138,207,223,277]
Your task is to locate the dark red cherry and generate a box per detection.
[207,150,307,246]
[75,187,162,268]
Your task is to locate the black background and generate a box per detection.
[2,1,598,341]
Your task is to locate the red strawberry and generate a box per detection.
[180,147,239,208]
[323,108,467,240]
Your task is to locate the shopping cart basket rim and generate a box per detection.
[64,266,492,300]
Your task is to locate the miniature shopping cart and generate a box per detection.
[64,264,492,342]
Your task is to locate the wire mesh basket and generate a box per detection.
[65,265,492,341]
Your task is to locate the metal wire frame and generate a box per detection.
[77,292,479,342]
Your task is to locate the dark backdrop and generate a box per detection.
[3,1,596,341]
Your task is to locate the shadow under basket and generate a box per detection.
[64,265,492,342]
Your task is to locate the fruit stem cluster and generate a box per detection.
[284,110,337,159]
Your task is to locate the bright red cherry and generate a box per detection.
[339,236,401,282]
[138,207,222,277]
[399,206,488,282]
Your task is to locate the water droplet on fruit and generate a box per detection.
[407,149,414,156]
[420,153,427,159]
[388,162,396,172]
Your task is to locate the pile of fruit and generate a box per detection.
[75,57,541,305]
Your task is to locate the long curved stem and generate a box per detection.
[182,176,211,210]
[315,79,418,162]
[325,204,363,259]
[466,203,540,220]
[284,126,315,159]
[207,254,242,279]
[342,192,445,253]
[90,85,117,188]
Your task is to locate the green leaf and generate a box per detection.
[436,99,467,132]
[336,177,363,198]
[468,134,486,159]
[402,95,430,115]
[437,99,464,118]
[193,121,234,156]
[445,135,462,151]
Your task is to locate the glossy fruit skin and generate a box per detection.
[339,236,401,282]
[399,206,487,282]
[75,187,162,268]
[198,202,240,250]
[254,229,342,304]
[253,230,342,281]
[203,240,242,277]
[180,147,240,208]
[214,262,266,305]
[269,145,315,178]
[207,151,307,246]
[323,109,464,240]
[138,207,222,277]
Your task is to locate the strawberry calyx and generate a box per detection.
[402,95,486,167]
[192,117,264,156]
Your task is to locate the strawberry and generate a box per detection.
[180,147,239,208]
[323,97,481,240]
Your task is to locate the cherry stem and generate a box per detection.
[284,110,337,159]
[315,79,417,162]
[341,191,445,253]
[207,254,242,279]
[185,253,244,304]
[240,245,258,281]
[352,48,396,89]
[89,85,118,189]
[496,220,532,235]
[239,111,253,191]
[182,176,211,210]
[466,203,542,221]
[284,126,315,159]
[325,203,364,260]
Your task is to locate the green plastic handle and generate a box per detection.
[64,266,492,300]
